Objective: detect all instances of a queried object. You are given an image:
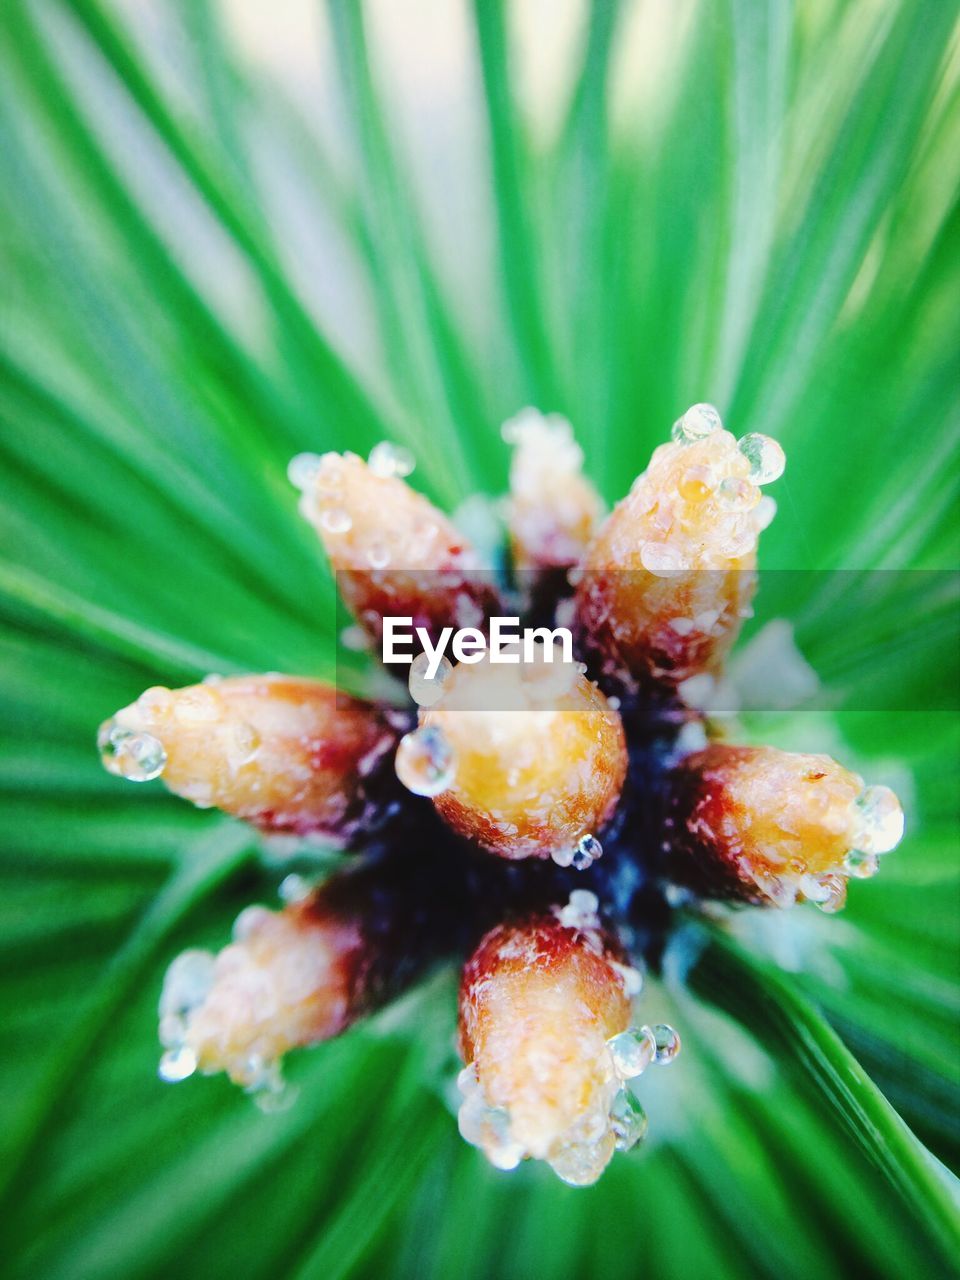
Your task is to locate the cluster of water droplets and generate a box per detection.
[670,404,786,485]
[287,450,353,537]
[852,784,904,854]
[626,402,785,574]
[603,1022,681,1151]
[746,783,903,913]
[551,832,603,872]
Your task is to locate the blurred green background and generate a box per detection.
[1,2,958,1277]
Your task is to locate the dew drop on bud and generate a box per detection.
[368,440,416,479]
[609,1088,648,1152]
[650,1023,681,1065]
[671,403,722,444]
[557,888,600,930]
[340,624,369,652]
[320,507,352,535]
[278,873,313,903]
[845,849,879,879]
[287,452,324,492]
[717,476,758,510]
[814,873,847,914]
[159,949,216,1018]
[607,1026,657,1079]
[408,652,453,708]
[480,1107,525,1171]
[737,433,785,484]
[572,833,602,871]
[98,721,167,782]
[678,465,714,501]
[395,726,456,796]
[158,1045,198,1083]
[854,784,904,854]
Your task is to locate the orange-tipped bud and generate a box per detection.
[663,743,904,908]
[397,651,626,866]
[98,675,401,841]
[158,893,364,1096]
[457,898,676,1184]
[502,409,604,573]
[575,405,783,697]
[291,448,499,647]
[157,856,465,1098]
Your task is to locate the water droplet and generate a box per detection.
[287,452,324,492]
[737,433,785,484]
[458,1091,524,1170]
[159,949,216,1021]
[549,1135,614,1185]
[607,1026,657,1079]
[395,726,456,796]
[717,476,758,510]
[340,624,369,652]
[557,889,600,930]
[158,1045,198,1082]
[854,785,904,854]
[845,849,880,879]
[279,873,313,903]
[677,464,714,501]
[751,869,797,909]
[98,721,167,781]
[572,833,602,871]
[651,1023,681,1065]
[320,507,352,535]
[408,652,452,708]
[814,873,847,914]
[255,1078,300,1113]
[609,1088,648,1152]
[671,403,723,443]
[481,1107,525,1170]
[552,846,575,868]
[368,440,415,478]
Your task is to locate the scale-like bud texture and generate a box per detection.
[663,744,904,909]
[99,675,400,841]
